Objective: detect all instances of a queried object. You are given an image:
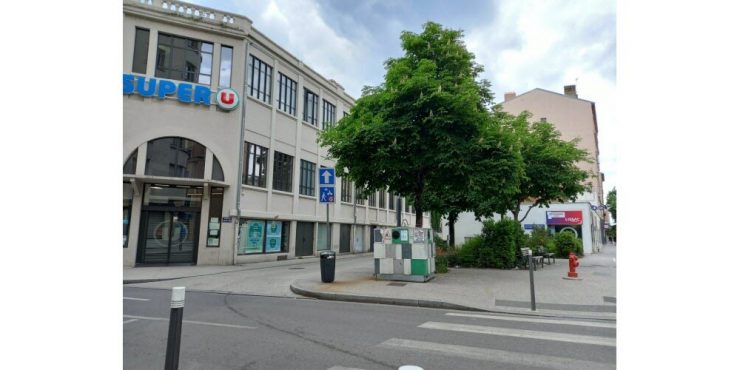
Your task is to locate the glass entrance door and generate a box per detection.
[137,184,203,265]
[139,210,200,264]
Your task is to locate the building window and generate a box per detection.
[355,185,364,205]
[322,100,336,129]
[123,150,137,175]
[244,142,268,187]
[299,160,316,196]
[212,156,224,181]
[155,33,213,85]
[378,189,386,208]
[341,176,352,203]
[405,198,410,213]
[343,111,349,118]
[278,73,297,116]
[248,55,273,103]
[272,151,293,192]
[219,45,233,87]
[238,219,290,254]
[132,28,149,74]
[303,88,319,126]
[388,192,395,210]
[123,182,133,248]
[368,191,376,207]
[145,137,206,178]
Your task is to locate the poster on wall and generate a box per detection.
[265,221,282,253]
[239,220,265,254]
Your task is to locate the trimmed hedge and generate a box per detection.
[480,219,523,269]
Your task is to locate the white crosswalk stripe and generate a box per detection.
[419,321,616,347]
[379,338,615,370]
[445,312,617,328]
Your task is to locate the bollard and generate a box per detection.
[528,253,536,311]
[164,287,186,370]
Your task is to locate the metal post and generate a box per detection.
[326,204,330,251]
[528,254,536,311]
[396,195,401,227]
[164,287,186,370]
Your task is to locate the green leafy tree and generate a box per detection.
[320,22,492,227]
[607,187,617,221]
[508,114,592,222]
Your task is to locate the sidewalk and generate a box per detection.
[124,244,617,319]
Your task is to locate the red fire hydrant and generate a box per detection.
[568,252,580,278]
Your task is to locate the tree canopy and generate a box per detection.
[320,22,493,227]
[607,187,617,221]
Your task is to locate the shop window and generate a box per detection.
[219,45,233,88]
[212,156,224,181]
[132,28,149,74]
[145,137,206,179]
[237,219,290,254]
[272,151,293,192]
[206,187,224,247]
[244,142,268,187]
[123,182,133,248]
[248,55,272,103]
[155,32,213,85]
[123,150,137,174]
[143,184,202,208]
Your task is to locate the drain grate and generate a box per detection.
[387,282,407,287]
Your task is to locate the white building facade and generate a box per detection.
[123,0,428,267]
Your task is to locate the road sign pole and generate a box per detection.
[326,203,330,251]
[529,254,536,311]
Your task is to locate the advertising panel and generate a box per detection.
[239,220,265,254]
[265,221,282,253]
[546,211,583,225]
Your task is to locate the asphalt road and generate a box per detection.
[124,286,615,370]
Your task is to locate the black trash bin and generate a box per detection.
[320,250,336,283]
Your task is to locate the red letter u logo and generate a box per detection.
[220,92,234,104]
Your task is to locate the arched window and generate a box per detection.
[212,156,225,181]
[145,137,206,179]
[123,150,137,174]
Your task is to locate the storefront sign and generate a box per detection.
[523,224,546,230]
[546,211,583,225]
[265,221,282,253]
[123,73,239,110]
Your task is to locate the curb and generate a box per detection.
[290,282,617,321]
[289,283,488,313]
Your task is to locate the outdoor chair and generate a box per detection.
[519,248,544,270]
[537,246,556,265]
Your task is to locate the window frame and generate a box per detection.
[132,27,150,74]
[303,88,319,126]
[218,45,233,88]
[155,32,213,85]
[299,159,316,196]
[278,73,297,116]
[341,176,352,203]
[322,99,336,130]
[272,151,294,193]
[248,55,273,104]
[243,142,268,188]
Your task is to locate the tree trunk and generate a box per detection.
[448,212,458,247]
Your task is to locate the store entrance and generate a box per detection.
[137,184,202,265]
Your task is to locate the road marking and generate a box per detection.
[419,321,615,347]
[122,315,257,329]
[379,338,615,370]
[123,297,150,301]
[326,367,366,370]
[445,312,616,328]
[123,319,139,325]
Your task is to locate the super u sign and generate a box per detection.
[216,88,239,111]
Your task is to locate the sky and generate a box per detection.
[192,0,617,202]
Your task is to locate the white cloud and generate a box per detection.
[466,0,617,200]
[225,0,369,98]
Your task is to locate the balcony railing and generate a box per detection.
[126,0,249,29]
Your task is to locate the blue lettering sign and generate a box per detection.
[136,76,156,97]
[177,83,193,103]
[193,85,211,105]
[123,73,215,107]
[123,74,135,95]
[157,80,177,99]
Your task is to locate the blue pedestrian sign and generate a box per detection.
[319,168,335,186]
[319,167,336,203]
[319,186,335,203]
